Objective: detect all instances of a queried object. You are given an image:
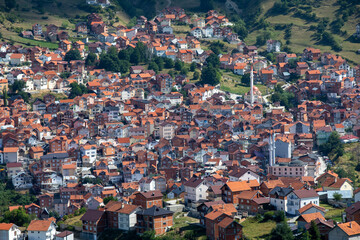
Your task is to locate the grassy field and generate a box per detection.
[64,214,84,227]
[31,91,68,101]
[241,217,277,239]
[220,69,270,95]
[320,203,344,223]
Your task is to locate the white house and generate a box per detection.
[0,223,21,240]
[27,219,57,240]
[287,189,319,215]
[10,54,26,65]
[269,187,293,212]
[191,27,203,38]
[3,147,19,163]
[87,196,104,210]
[343,77,355,89]
[55,231,74,240]
[80,145,97,165]
[139,177,155,192]
[184,177,208,204]
[118,204,139,231]
[229,168,260,183]
[267,40,281,52]
[202,25,214,38]
[12,171,33,189]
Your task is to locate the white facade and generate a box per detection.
[229,171,260,183]
[3,150,18,163]
[0,224,21,240]
[139,179,155,192]
[28,222,57,240]
[81,146,97,165]
[270,197,288,212]
[184,182,208,203]
[118,212,137,231]
[287,192,319,215]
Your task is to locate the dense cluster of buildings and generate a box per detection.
[0,6,360,240]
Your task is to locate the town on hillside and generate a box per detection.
[0,3,359,240]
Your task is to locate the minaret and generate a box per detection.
[272,132,276,165]
[269,132,273,167]
[250,60,254,106]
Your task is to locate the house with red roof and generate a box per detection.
[0,223,21,240]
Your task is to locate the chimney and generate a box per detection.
[350,222,352,228]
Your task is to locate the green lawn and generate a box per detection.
[320,203,344,223]
[64,214,84,227]
[220,70,270,95]
[241,217,277,239]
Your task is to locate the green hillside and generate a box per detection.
[0,0,358,63]
[0,0,130,47]
[244,0,360,64]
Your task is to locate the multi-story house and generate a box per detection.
[81,210,107,240]
[136,206,174,235]
[269,187,293,212]
[184,177,208,204]
[132,190,163,209]
[159,122,175,140]
[80,145,97,166]
[0,223,21,240]
[286,189,319,215]
[118,204,140,231]
[27,219,57,240]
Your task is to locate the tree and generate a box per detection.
[3,89,8,107]
[181,67,189,76]
[85,52,97,66]
[200,65,221,85]
[174,60,183,71]
[190,62,197,72]
[103,196,117,205]
[164,58,174,68]
[130,48,141,65]
[118,49,131,61]
[319,132,344,158]
[205,54,220,69]
[5,0,16,11]
[2,207,31,227]
[193,71,200,80]
[241,73,251,86]
[333,192,342,202]
[118,60,130,73]
[64,49,82,62]
[308,220,321,240]
[300,231,311,240]
[269,223,294,240]
[10,80,25,94]
[148,61,159,73]
[69,82,89,99]
[61,21,69,29]
[154,57,164,71]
